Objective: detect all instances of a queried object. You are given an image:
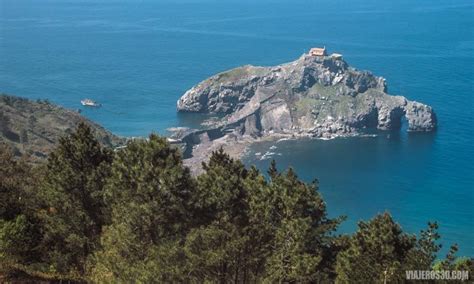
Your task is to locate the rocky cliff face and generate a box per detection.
[177,53,436,140]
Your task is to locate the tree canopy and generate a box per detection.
[0,124,471,283]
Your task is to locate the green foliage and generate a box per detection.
[268,159,278,179]
[404,221,442,271]
[183,149,253,282]
[1,144,26,220]
[0,144,42,275]
[431,246,474,284]
[37,122,113,274]
[434,244,473,273]
[0,215,36,267]
[182,151,342,282]
[452,257,474,271]
[216,66,267,83]
[264,217,323,282]
[194,148,249,226]
[335,212,416,283]
[1,129,471,283]
[90,134,194,283]
[263,168,342,282]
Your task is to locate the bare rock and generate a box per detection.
[175,50,437,172]
[178,51,436,138]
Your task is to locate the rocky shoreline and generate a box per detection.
[172,125,371,175]
[173,49,437,173]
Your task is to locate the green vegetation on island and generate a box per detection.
[1,123,472,283]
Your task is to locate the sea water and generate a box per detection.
[1,0,472,256]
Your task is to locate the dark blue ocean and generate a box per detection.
[1,0,473,256]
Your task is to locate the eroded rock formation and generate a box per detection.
[177,52,436,141]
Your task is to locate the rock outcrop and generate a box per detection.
[177,52,437,141]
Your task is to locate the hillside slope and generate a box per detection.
[0,94,125,160]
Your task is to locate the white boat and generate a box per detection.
[81,99,101,107]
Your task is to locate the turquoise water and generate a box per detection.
[1,0,473,255]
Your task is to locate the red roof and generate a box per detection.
[309,47,326,56]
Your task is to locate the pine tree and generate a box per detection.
[90,134,194,282]
[439,244,460,270]
[335,212,416,283]
[2,126,474,282]
[184,148,252,282]
[432,245,474,283]
[0,144,42,275]
[263,168,342,282]
[268,159,279,179]
[404,222,442,270]
[38,123,113,275]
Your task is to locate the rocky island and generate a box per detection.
[175,48,437,172]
